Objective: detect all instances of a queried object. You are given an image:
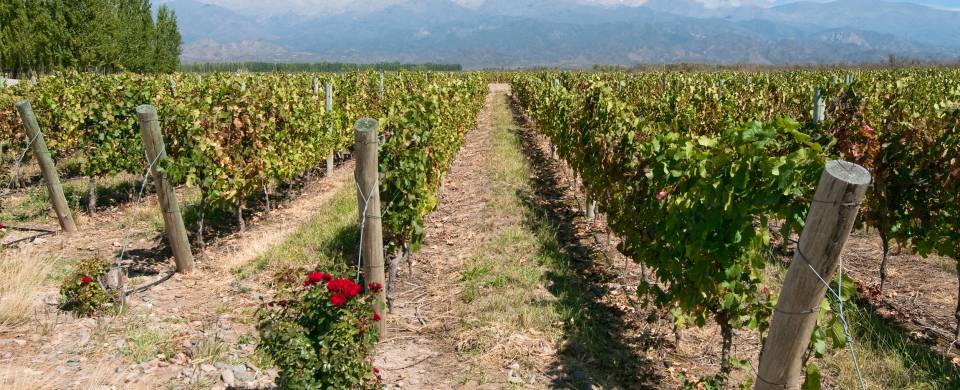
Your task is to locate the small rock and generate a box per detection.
[233,364,247,374]
[507,362,520,370]
[76,330,91,346]
[66,357,81,367]
[507,369,524,384]
[408,378,418,385]
[235,371,254,382]
[527,373,537,385]
[214,362,230,370]
[200,364,216,373]
[221,369,236,386]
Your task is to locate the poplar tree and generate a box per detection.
[0,0,182,76]
[153,5,181,73]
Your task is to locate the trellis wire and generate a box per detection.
[791,238,867,390]
[354,178,379,282]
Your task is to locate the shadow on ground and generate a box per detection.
[508,98,664,389]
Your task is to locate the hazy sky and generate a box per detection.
[176,0,960,14]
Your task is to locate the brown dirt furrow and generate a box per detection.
[374,85,504,389]
[0,161,354,389]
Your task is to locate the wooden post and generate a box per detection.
[379,71,385,100]
[586,199,597,220]
[756,160,870,390]
[136,105,195,273]
[355,117,387,336]
[812,88,825,124]
[325,83,335,175]
[15,100,77,233]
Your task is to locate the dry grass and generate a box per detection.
[0,249,58,327]
[0,360,129,389]
[238,182,358,280]
[822,301,960,389]
[452,92,564,374]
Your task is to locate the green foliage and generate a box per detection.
[514,73,825,342]
[514,68,960,383]
[181,62,463,73]
[379,75,486,252]
[58,257,118,316]
[258,272,382,389]
[0,0,181,75]
[0,70,485,269]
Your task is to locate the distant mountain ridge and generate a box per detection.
[159,0,960,68]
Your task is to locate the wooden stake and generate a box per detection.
[15,100,77,233]
[355,117,387,336]
[136,105,195,273]
[325,83,335,175]
[756,160,870,390]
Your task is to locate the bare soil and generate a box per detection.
[0,161,354,389]
[841,230,960,356]
[373,84,503,389]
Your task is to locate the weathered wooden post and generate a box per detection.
[755,160,870,390]
[136,105,195,273]
[15,101,77,233]
[355,117,387,336]
[325,83,335,175]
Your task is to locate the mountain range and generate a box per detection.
[157,0,960,68]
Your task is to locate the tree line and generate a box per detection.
[180,62,463,73]
[0,0,182,78]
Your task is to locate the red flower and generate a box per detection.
[81,276,92,285]
[321,273,332,282]
[344,282,361,298]
[303,280,311,287]
[372,367,380,374]
[372,312,381,322]
[308,272,325,284]
[367,282,383,293]
[328,278,362,298]
[330,293,347,308]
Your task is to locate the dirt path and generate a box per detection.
[842,231,960,355]
[376,85,676,389]
[0,161,354,389]
[373,84,504,388]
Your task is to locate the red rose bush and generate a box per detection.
[258,271,383,389]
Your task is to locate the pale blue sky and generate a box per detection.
[170,0,960,15]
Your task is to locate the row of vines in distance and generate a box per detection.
[0,71,487,277]
[512,69,959,384]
